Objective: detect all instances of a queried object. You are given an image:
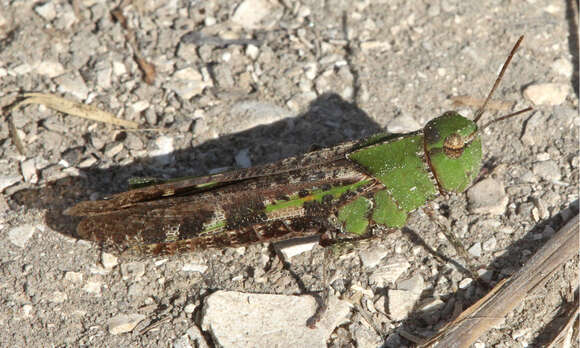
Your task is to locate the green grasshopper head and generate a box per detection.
[422,36,532,194]
[423,111,482,193]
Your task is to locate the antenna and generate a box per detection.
[480,106,533,131]
[473,35,524,124]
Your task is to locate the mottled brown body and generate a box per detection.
[67,139,385,255]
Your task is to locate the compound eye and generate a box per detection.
[443,133,464,158]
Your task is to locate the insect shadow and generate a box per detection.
[10,92,383,241]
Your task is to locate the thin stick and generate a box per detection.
[473,36,524,123]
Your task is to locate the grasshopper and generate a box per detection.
[65,37,531,259]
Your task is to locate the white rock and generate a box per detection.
[418,297,444,312]
[551,58,573,78]
[204,16,217,26]
[532,160,561,181]
[131,100,150,113]
[360,41,391,52]
[121,262,146,280]
[168,67,211,99]
[231,0,275,29]
[468,242,482,258]
[49,291,68,304]
[113,61,127,76]
[8,224,37,248]
[13,63,34,75]
[398,275,424,294]
[524,83,570,106]
[182,262,208,273]
[55,72,90,100]
[536,152,551,161]
[104,143,124,158]
[108,313,146,335]
[388,289,419,321]
[359,247,389,268]
[304,62,318,80]
[22,304,33,317]
[101,252,118,269]
[83,280,102,295]
[78,157,98,168]
[459,278,473,289]
[21,159,38,184]
[275,236,319,259]
[34,2,57,20]
[368,258,410,286]
[0,176,20,191]
[467,178,508,215]
[544,4,560,14]
[184,304,197,314]
[201,291,350,347]
[245,44,260,60]
[64,271,83,283]
[36,61,65,78]
[386,114,421,133]
[150,136,174,165]
[96,63,112,89]
[482,237,497,251]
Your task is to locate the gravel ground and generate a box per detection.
[0,0,578,347]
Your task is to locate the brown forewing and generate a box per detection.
[74,158,379,256]
[66,141,359,216]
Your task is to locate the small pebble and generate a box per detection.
[524,83,569,106]
[482,237,497,251]
[551,58,573,78]
[467,178,508,215]
[231,0,277,29]
[398,275,424,294]
[104,143,124,158]
[8,224,36,248]
[83,280,102,295]
[182,263,209,273]
[121,262,146,280]
[55,72,90,100]
[360,41,391,52]
[275,237,319,259]
[49,291,68,304]
[21,159,38,184]
[101,252,118,269]
[368,258,410,286]
[388,289,419,321]
[22,304,33,317]
[64,271,83,283]
[359,247,389,268]
[0,176,20,192]
[34,1,57,20]
[458,278,473,289]
[235,149,252,168]
[386,115,421,133]
[150,136,174,165]
[532,160,561,181]
[108,313,146,335]
[468,242,482,257]
[36,61,65,78]
[245,44,260,60]
[168,67,211,99]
